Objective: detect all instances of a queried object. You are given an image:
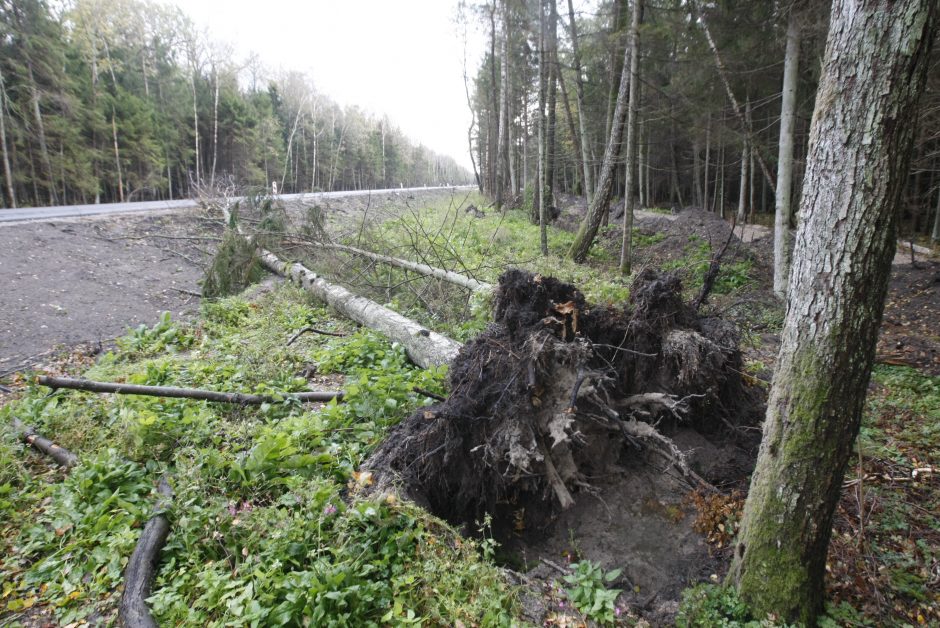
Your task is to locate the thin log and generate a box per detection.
[119,476,173,628]
[307,241,493,294]
[37,375,343,405]
[11,418,79,468]
[256,249,463,369]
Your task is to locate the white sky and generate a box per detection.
[170,0,482,171]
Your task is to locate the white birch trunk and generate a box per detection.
[774,11,801,296]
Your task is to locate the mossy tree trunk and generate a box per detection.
[728,1,938,624]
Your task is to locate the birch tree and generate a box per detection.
[729,1,937,623]
[773,7,801,297]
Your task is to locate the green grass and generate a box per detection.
[0,286,520,626]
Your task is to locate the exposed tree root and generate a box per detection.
[365,269,756,529]
[37,375,343,405]
[119,476,173,628]
[11,417,79,468]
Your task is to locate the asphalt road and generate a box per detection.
[0,185,472,223]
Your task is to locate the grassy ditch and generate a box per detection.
[0,286,519,626]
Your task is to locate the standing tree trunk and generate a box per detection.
[545,0,558,220]
[111,107,124,203]
[566,0,593,202]
[557,57,586,196]
[736,133,749,223]
[495,0,510,209]
[568,16,632,261]
[0,66,15,208]
[210,65,220,188]
[703,113,711,213]
[774,9,801,297]
[619,0,642,274]
[536,0,549,251]
[933,181,940,242]
[27,64,56,205]
[729,2,937,624]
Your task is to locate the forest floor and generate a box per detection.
[0,191,937,627]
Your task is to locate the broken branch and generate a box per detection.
[37,375,343,405]
[11,417,79,468]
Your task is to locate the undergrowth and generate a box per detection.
[0,285,519,626]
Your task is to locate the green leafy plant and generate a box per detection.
[562,560,622,624]
[117,311,194,356]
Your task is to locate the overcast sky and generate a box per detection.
[169,0,483,171]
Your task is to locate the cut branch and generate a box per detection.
[11,418,79,468]
[119,476,173,628]
[287,326,347,345]
[37,375,343,405]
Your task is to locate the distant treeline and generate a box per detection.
[0,0,471,208]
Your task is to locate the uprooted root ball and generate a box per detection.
[365,269,758,528]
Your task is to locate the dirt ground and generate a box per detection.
[0,188,465,380]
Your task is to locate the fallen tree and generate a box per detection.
[119,477,173,628]
[304,240,493,294]
[216,202,463,369]
[10,417,79,468]
[256,249,462,369]
[365,270,757,528]
[37,375,343,405]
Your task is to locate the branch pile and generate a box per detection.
[365,269,757,527]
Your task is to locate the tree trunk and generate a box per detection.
[536,0,548,244]
[112,107,125,203]
[568,17,632,262]
[703,113,711,213]
[557,57,585,197]
[488,4,499,197]
[27,63,57,205]
[191,72,200,185]
[619,0,642,274]
[729,2,937,624]
[0,67,15,208]
[119,477,172,628]
[567,0,593,202]
[210,66,219,188]
[737,137,748,223]
[257,250,462,369]
[933,180,940,242]
[11,418,78,468]
[774,10,801,297]
[495,0,510,208]
[638,118,647,208]
[545,0,559,227]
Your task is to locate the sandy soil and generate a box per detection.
[0,209,220,376]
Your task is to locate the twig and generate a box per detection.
[37,375,343,405]
[413,386,446,402]
[692,216,738,311]
[286,326,347,345]
[540,558,570,574]
[170,288,202,298]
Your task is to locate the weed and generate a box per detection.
[562,560,622,625]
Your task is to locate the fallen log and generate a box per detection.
[257,249,462,369]
[11,418,79,468]
[37,376,343,405]
[119,476,173,628]
[308,241,493,294]
[218,206,463,369]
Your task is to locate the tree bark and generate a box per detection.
[566,0,593,202]
[568,18,632,262]
[0,67,15,208]
[37,376,343,405]
[736,135,748,223]
[11,418,79,468]
[729,2,937,623]
[119,477,172,628]
[774,9,801,296]
[257,250,462,369]
[619,0,642,274]
[933,179,940,242]
[306,241,493,293]
[495,0,510,208]
[111,107,124,203]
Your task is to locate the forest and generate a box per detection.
[0,0,470,209]
[463,0,940,255]
[1,0,939,627]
